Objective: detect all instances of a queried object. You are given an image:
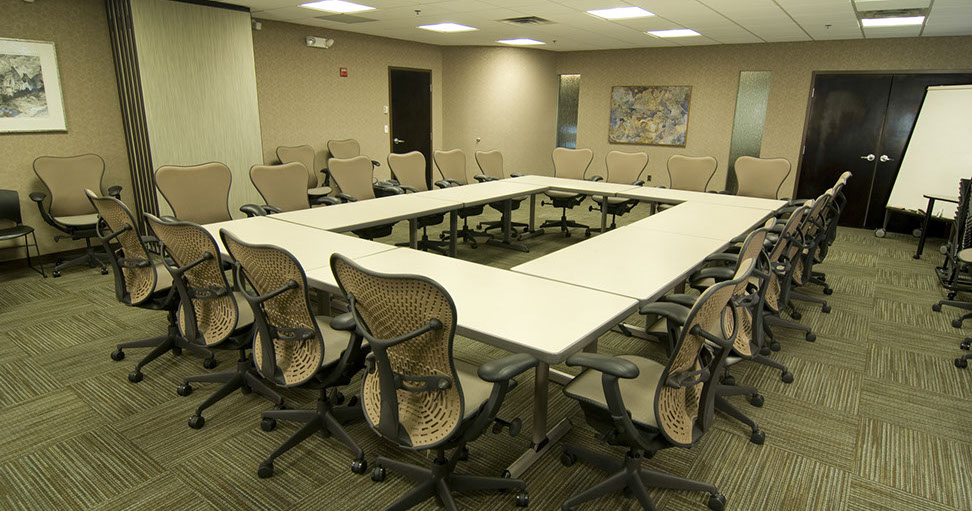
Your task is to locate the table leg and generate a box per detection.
[915,197,936,259]
[409,218,418,250]
[600,194,608,232]
[449,210,458,258]
[505,362,571,479]
[486,198,529,252]
[519,193,544,240]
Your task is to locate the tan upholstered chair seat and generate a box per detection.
[317,315,354,366]
[153,263,174,291]
[308,186,332,196]
[55,213,99,226]
[563,354,664,429]
[455,360,494,420]
[236,292,255,327]
[959,248,972,264]
[545,190,580,199]
[592,196,631,205]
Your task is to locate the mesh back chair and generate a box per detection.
[954,248,972,367]
[734,156,791,199]
[31,154,121,277]
[559,262,754,511]
[433,149,490,248]
[589,151,648,232]
[539,147,595,237]
[0,189,44,276]
[220,232,368,478]
[474,150,530,239]
[331,254,537,509]
[144,214,283,429]
[388,151,449,254]
[328,156,404,241]
[86,190,213,382]
[935,179,972,329]
[760,203,819,345]
[276,144,333,195]
[250,163,339,214]
[784,191,834,315]
[667,155,718,192]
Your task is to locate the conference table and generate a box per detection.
[510,175,644,232]
[617,186,788,211]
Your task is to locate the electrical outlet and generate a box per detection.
[383,105,388,114]
[383,125,388,134]
[645,175,651,182]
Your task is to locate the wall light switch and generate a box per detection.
[383,106,389,114]
[384,125,389,134]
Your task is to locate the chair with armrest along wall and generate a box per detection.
[250,162,340,215]
[589,151,648,233]
[327,138,381,171]
[155,162,266,223]
[387,151,449,254]
[474,149,531,237]
[32,154,122,277]
[734,156,791,199]
[0,189,45,276]
[538,147,595,238]
[327,156,404,241]
[276,144,333,195]
[433,149,490,248]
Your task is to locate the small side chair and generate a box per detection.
[0,189,45,276]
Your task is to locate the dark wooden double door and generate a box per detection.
[797,72,972,230]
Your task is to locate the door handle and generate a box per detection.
[393,138,405,144]
[860,154,875,161]
[879,154,893,162]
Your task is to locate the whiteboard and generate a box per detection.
[887,84,972,220]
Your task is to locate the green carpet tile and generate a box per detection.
[1,200,970,511]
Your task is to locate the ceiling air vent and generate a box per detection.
[315,14,377,24]
[857,7,928,19]
[499,16,554,26]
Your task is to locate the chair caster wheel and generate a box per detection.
[351,458,367,475]
[750,429,766,445]
[333,390,345,405]
[770,342,781,351]
[759,347,771,356]
[171,346,182,356]
[188,415,205,429]
[101,267,109,275]
[128,371,143,383]
[470,242,478,249]
[176,384,192,397]
[371,466,386,482]
[805,332,816,342]
[347,395,358,407]
[260,418,277,432]
[822,305,831,314]
[52,270,61,278]
[781,372,794,384]
[240,385,251,395]
[257,462,274,479]
[823,287,833,295]
[791,310,802,320]
[955,358,968,368]
[110,349,125,361]
[708,492,727,511]
[560,451,577,467]
[948,292,957,300]
[932,304,942,312]
[952,319,964,328]
[458,446,469,461]
[961,340,971,351]
[563,231,570,238]
[749,394,764,408]
[585,229,591,238]
[203,358,218,369]
[722,375,736,386]
[515,492,529,507]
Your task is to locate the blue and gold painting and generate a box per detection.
[609,85,691,146]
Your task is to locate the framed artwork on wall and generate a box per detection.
[609,85,691,146]
[0,38,66,133]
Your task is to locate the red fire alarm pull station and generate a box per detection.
[339,67,348,77]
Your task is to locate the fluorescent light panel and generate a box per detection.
[647,29,701,38]
[860,16,924,27]
[586,7,654,20]
[419,23,477,33]
[300,1,374,13]
[498,38,545,45]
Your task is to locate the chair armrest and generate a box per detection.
[374,184,404,197]
[473,174,495,182]
[786,199,809,206]
[434,180,452,189]
[478,353,538,383]
[399,185,418,193]
[639,301,690,326]
[690,266,735,284]
[510,172,524,178]
[378,179,400,186]
[140,235,159,244]
[329,312,357,332]
[662,293,697,308]
[566,353,639,379]
[107,185,123,199]
[336,193,357,203]
[30,192,59,227]
[371,160,381,167]
[240,204,266,217]
[311,196,341,206]
[587,175,604,182]
[29,192,46,203]
[262,205,283,215]
[632,180,645,186]
[703,253,740,264]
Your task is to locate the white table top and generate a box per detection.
[623,201,775,241]
[512,226,728,302]
[270,193,462,232]
[619,187,787,211]
[203,216,396,278]
[312,247,638,364]
[511,175,643,196]
[420,180,547,207]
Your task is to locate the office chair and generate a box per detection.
[250,162,339,215]
[589,151,648,232]
[668,155,718,192]
[433,149,490,248]
[785,191,833,315]
[0,189,45,276]
[276,144,333,195]
[328,156,404,241]
[934,179,972,327]
[937,248,972,330]
[387,151,449,254]
[86,190,215,383]
[760,203,819,344]
[539,147,594,238]
[558,262,754,511]
[144,214,284,429]
[331,254,536,509]
[220,231,369,478]
[155,162,266,223]
[327,138,381,169]
[474,150,530,237]
[734,156,791,199]
[31,154,122,277]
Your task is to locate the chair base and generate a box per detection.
[539,209,591,238]
[257,390,365,478]
[396,228,449,255]
[478,218,529,236]
[372,444,527,511]
[441,217,492,249]
[52,238,109,277]
[765,313,816,342]
[714,384,765,444]
[790,291,830,313]
[179,351,284,428]
[561,446,724,511]
[112,311,216,382]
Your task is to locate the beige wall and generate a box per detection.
[558,36,972,197]
[442,47,559,181]
[0,0,131,260]
[253,20,443,182]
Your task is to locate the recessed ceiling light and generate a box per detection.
[860,16,924,27]
[498,38,545,45]
[300,1,374,14]
[419,23,478,33]
[586,7,654,20]
[646,29,701,38]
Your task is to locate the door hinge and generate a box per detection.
[802,145,806,155]
[811,87,814,98]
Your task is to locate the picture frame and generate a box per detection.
[0,37,66,133]
[609,85,692,147]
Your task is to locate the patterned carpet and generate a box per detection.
[0,200,970,511]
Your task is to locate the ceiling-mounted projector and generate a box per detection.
[306,36,334,49]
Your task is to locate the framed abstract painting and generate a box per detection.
[609,85,691,146]
[0,38,66,133]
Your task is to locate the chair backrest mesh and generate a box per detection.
[388,151,429,192]
[276,145,318,189]
[433,149,468,185]
[734,156,791,199]
[475,150,505,179]
[34,154,105,217]
[725,223,772,356]
[764,204,810,311]
[155,163,232,224]
[552,148,594,180]
[331,255,463,449]
[251,162,311,212]
[327,138,361,159]
[145,214,237,347]
[86,190,157,305]
[605,151,648,185]
[668,155,717,192]
[328,156,377,200]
